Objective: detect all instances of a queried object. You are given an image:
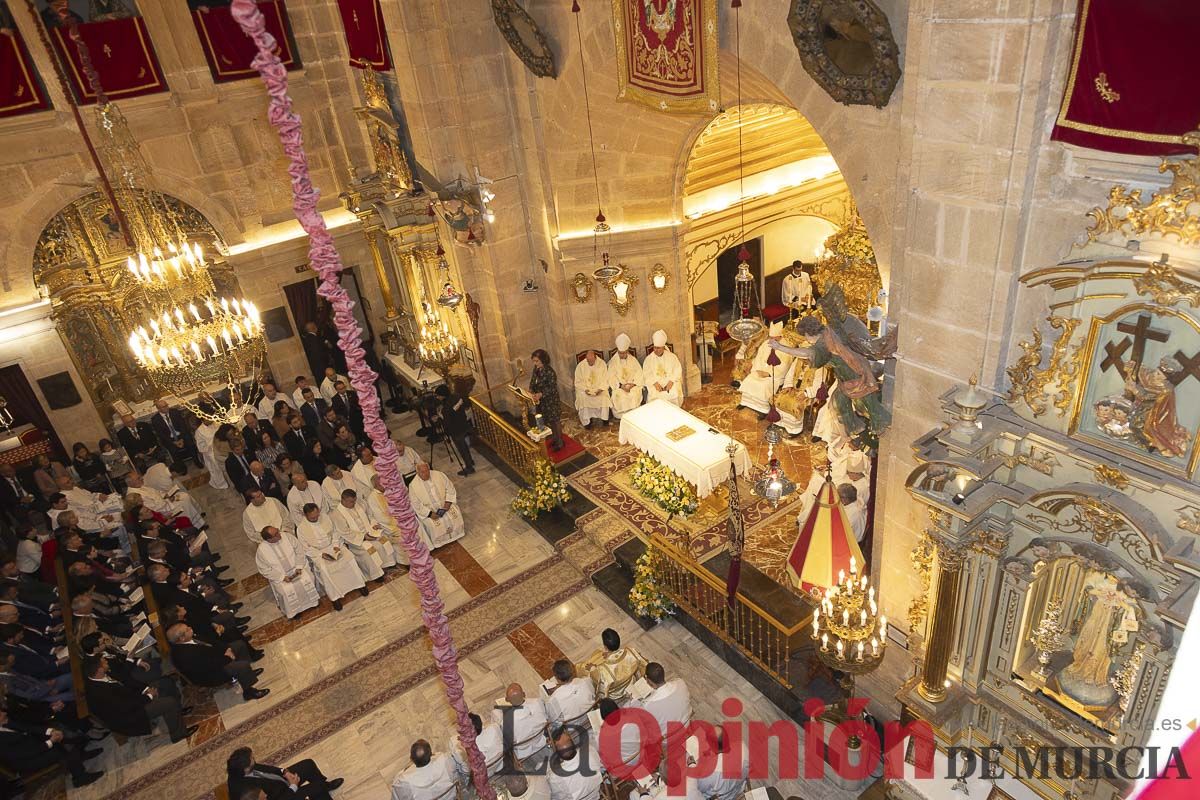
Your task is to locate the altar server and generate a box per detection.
[330,489,393,581]
[255,526,320,619]
[573,349,611,428]
[242,488,294,544]
[642,330,683,406]
[286,473,329,526]
[194,419,228,490]
[364,477,411,566]
[296,503,367,611]
[124,472,203,525]
[737,321,794,415]
[782,260,813,312]
[322,464,363,508]
[607,334,644,419]
[408,463,464,549]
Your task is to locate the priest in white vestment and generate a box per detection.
[194,420,229,490]
[642,330,683,406]
[832,446,871,505]
[320,368,350,401]
[257,381,296,419]
[124,472,203,525]
[607,334,644,419]
[143,461,179,493]
[364,476,413,566]
[573,350,611,428]
[56,476,127,548]
[351,447,378,489]
[393,440,426,484]
[837,483,868,542]
[287,473,330,526]
[255,526,320,619]
[296,503,367,609]
[408,464,464,549]
[330,489,394,580]
[322,464,365,508]
[737,322,794,415]
[243,488,294,543]
[292,376,314,409]
[813,379,849,448]
[781,261,813,312]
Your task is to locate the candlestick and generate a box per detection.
[821,633,828,651]
[836,640,843,657]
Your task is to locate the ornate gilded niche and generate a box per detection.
[898,139,1200,800]
[33,191,231,411]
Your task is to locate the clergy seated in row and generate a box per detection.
[736,321,794,418]
[51,475,129,551]
[287,473,329,526]
[547,726,602,800]
[577,627,647,703]
[629,662,692,747]
[226,745,343,800]
[608,334,644,419]
[541,658,595,727]
[351,445,378,489]
[574,349,612,428]
[449,712,505,781]
[642,329,683,406]
[165,621,269,701]
[320,367,350,402]
[244,488,293,544]
[364,475,411,567]
[409,464,465,550]
[258,380,297,420]
[123,471,205,526]
[494,682,551,764]
[394,439,426,485]
[255,526,321,620]
[323,464,364,508]
[296,503,371,611]
[391,738,458,800]
[331,489,401,579]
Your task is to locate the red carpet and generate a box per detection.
[546,433,585,465]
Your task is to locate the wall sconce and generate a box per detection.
[570,272,592,304]
[649,263,669,293]
[606,270,638,316]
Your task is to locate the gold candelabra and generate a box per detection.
[1031,599,1067,679]
[418,303,461,376]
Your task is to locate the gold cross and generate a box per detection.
[102,44,112,58]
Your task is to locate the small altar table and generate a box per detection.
[618,399,752,498]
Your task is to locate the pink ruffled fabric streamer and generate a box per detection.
[228,2,495,795]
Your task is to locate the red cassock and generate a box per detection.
[786,478,865,594]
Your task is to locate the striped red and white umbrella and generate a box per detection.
[787,477,865,593]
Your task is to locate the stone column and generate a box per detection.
[917,542,966,703]
[366,230,399,320]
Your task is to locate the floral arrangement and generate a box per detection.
[511,459,571,519]
[629,453,698,517]
[629,551,675,621]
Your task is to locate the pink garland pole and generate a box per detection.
[228,2,495,796]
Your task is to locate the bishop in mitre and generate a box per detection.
[364,475,411,566]
[242,487,294,544]
[331,488,397,581]
[574,349,611,428]
[577,628,648,703]
[831,444,871,505]
[296,503,367,611]
[737,322,794,417]
[255,525,320,619]
[782,260,813,314]
[287,472,330,526]
[608,333,644,419]
[642,330,683,406]
[408,463,464,549]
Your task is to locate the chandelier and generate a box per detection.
[418,302,461,376]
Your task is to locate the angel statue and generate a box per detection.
[768,285,897,445]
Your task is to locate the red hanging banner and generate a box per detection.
[0,6,52,118]
[612,0,720,114]
[335,0,391,71]
[192,0,297,83]
[1051,0,1200,156]
[48,16,166,104]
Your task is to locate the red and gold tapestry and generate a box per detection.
[336,0,391,71]
[192,1,297,83]
[0,3,52,118]
[49,15,166,104]
[1051,0,1200,156]
[611,0,719,114]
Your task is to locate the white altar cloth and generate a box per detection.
[618,399,751,498]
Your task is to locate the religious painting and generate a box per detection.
[788,0,900,108]
[36,372,82,410]
[41,1,168,104]
[611,0,720,114]
[0,1,52,119]
[190,0,299,84]
[1072,305,1200,477]
[336,0,391,71]
[261,306,294,344]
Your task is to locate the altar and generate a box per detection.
[618,399,752,498]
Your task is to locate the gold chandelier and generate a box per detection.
[417,301,460,376]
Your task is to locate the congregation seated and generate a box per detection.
[0,699,103,787]
[629,662,691,743]
[117,413,160,464]
[226,745,343,800]
[70,591,131,640]
[546,724,602,800]
[165,621,268,701]
[71,442,112,494]
[494,682,550,765]
[82,654,194,743]
[0,602,58,652]
[0,650,73,705]
[258,380,297,420]
[577,628,647,703]
[391,738,458,800]
[0,622,66,679]
[449,711,504,781]
[241,459,284,503]
[1,550,56,608]
[147,564,254,651]
[542,658,596,727]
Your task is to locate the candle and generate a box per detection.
[812,617,819,637]
[836,640,843,657]
[860,609,866,627]
[842,610,849,626]
[861,576,867,590]
[879,615,888,639]
[850,556,857,575]
[868,586,875,603]
[838,569,845,585]
[821,633,828,651]
[871,638,879,656]
[857,641,864,661]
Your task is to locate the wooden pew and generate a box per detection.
[53,559,89,721]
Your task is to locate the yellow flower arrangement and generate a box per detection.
[629,550,675,621]
[512,459,572,519]
[629,454,698,516]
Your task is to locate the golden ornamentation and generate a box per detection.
[1175,506,1200,535]
[665,425,696,442]
[1093,464,1130,490]
[354,69,412,190]
[1017,446,1059,476]
[907,532,935,640]
[1006,316,1083,417]
[1031,495,1129,546]
[605,271,638,316]
[358,64,388,109]
[1085,130,1200,246]
[1093,72,1120,103]
[935,540,967,571]
[570,272,592,304]
[649,262,670,293]
[814,206,882,319]
[1110,641,1145,713]
[1131,258,1200,308]
[970,526,1009,556]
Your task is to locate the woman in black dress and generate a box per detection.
[72,442,111,493]
[529,349,564,451]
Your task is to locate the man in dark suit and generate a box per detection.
[83,656,194,743]
[316,406,341,450]
[0,624,66,679]
[0,703,103,787]
[282,415,314,460]
[226,745,342,800]
[300,321,334,379]
[242,411,278,446]
[329,380,365,438]
[298,388,328,431]
[0,464,39,526]
[240,461,284,503]
[150,400,195,468]
[147,565,253,648]
[437,386,476,476]
[117,413,161,462]
[166,622,268,700]
[224,437,254,491]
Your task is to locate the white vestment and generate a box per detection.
[394,446,426,478]
[322,474,365,508]
[493,699,550,760]
[573,358,611,425]
[738,339,794,413]
[449,723,505,779]
[63,486,122,532]
[320,375,349,401]
[391,754,457,800]
[258,392,296,419]
[194,423,228,489]
[365,490,414,565]
[287,483,330,526]
[543,676,595,725]
[547,747,602,800]
[408,471,464,548]
[331,503,389,579]
[130,484,203,526]
[782,271,812,308]
[696,741,750,800]
[607,353,644,418]
[143,463,175,493]
[242,497,294,544]
[633,679,692,738]
[255,533,320,618]
[351,459,377,489]
[292,386,310,408]
[843,499,868,542]
[813,379,849,448]
[641,350,683,406]
[296,515,366,600]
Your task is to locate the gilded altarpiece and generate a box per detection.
[897,141,1200,800]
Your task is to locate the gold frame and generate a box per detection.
[1068,302,1200,479]
[570,272,592,304]
[649,263,670,293]
[606,271,638,317]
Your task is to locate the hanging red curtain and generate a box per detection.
[0,365,65,460]
[283,278,318,329]
[191,1,298,83]
[336,0,391,71]
[47,15,167,104]
[0,3,52,118]
[1051,0,1200,156]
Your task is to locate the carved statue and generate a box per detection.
[1123,357,1191,458]
[1059,574,1137,707]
